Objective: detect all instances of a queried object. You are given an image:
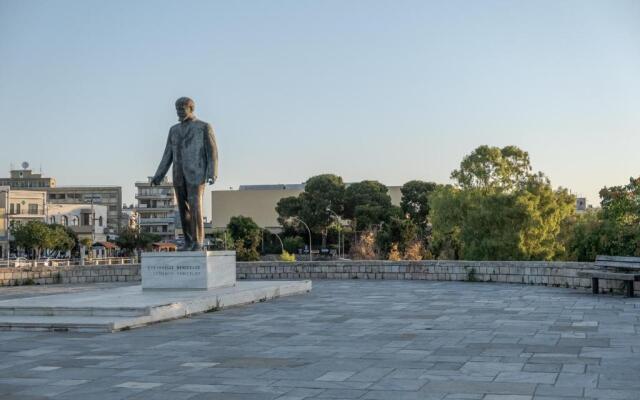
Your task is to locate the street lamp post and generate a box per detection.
[262,228,285,254]
[326,207,342,259]
[291,217,312,262]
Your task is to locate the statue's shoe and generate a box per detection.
[189,243,204,251]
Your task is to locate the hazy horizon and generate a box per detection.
[1,0,639,217]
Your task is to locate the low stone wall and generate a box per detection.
[0,265,140,286]
[236,260,639,295]
[1,260,636,295]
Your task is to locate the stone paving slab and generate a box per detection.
[0,280,638,399]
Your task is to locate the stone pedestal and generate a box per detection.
[141,251,236,290]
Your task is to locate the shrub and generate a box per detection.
[279,251,296,262]
[350,230,377,260]
[388,243,402,261]
[404,241,425,260]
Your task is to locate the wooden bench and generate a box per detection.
[577,256,640,297]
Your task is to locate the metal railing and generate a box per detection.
[0,256,138,269]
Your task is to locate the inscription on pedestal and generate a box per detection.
[146,265,202,277]
[141,251,236,290]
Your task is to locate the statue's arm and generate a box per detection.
[204,124,218,184]
[152,131,173,184]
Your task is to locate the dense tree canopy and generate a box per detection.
[431,146,575,260]
[276,174,345,246]
[400,180,438,231]
[11,221,77,258]
[116,227,161,254]
[563,177,640,261]
[343,180,394,230]
[450,145,532,192]
[268,145,640,262]
[599,177,640,224]
[227,215,262,261]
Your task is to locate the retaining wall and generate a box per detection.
[236,260,638,295]
[1,260,636,295]
[0,265,140,286]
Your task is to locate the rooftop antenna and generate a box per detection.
[39,163,42,174]
[21,161,29,170]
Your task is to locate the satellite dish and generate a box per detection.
[21,161,29,170]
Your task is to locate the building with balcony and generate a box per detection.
[47,203,108,242]
[8,189,47,225]
[135,177,177,242]
[47,187,122,236]
[0,187,8,259]
[0,165,122,235]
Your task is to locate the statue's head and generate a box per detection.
[175,97,195,122]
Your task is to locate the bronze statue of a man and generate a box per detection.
[151,97,218,251]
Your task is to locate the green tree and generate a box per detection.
[400,180,438,232]
[344,180,394,230]
[115,227,160,254]
[450,145,532,192]
[376,216,420,256]
[48,224,76,254]
[431,146,575,260]
[227,216,261,261]
[11,221,51,258]
[276,174,346,247]
[563,177,640,260]
[275,196,302,226]
[599,177,640,224]
[10,221,77,258]
[299,174,345,244]
[282,236,305,254]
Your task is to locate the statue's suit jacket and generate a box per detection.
[154,118,218,187]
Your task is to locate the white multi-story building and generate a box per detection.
[47,203,108,242]
[135,177,177,242]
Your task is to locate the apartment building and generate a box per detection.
[0,166,122,235]
[0,187,8,259]
[48,186,122,235]
[135,177,177,242]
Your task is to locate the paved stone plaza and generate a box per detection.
[0,280,639,400]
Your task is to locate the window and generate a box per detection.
[62,215,68,226]
[28,204,38,214]
[9,204,14,214]
[72,216,79,226]
[16,203,20,214]
[98,216,103,227]
[50,216,56,224]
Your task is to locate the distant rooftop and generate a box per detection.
[239,184,306,191]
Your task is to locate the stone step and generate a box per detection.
[0,306,150,317]
[0,315,129,332]
[0,280,312,332]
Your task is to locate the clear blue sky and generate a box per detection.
[1,0,639,217]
